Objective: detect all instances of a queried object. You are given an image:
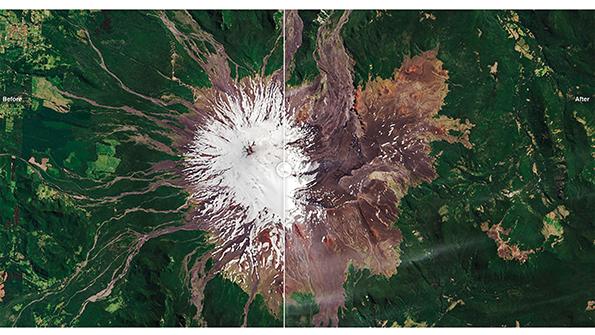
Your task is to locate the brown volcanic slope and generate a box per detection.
[158,10,473,327]
[284,11,473,326]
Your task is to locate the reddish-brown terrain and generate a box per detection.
[284,10,472,326]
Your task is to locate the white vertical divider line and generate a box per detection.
[282,8,287,328]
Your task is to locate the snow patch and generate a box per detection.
[184,79,316,234]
